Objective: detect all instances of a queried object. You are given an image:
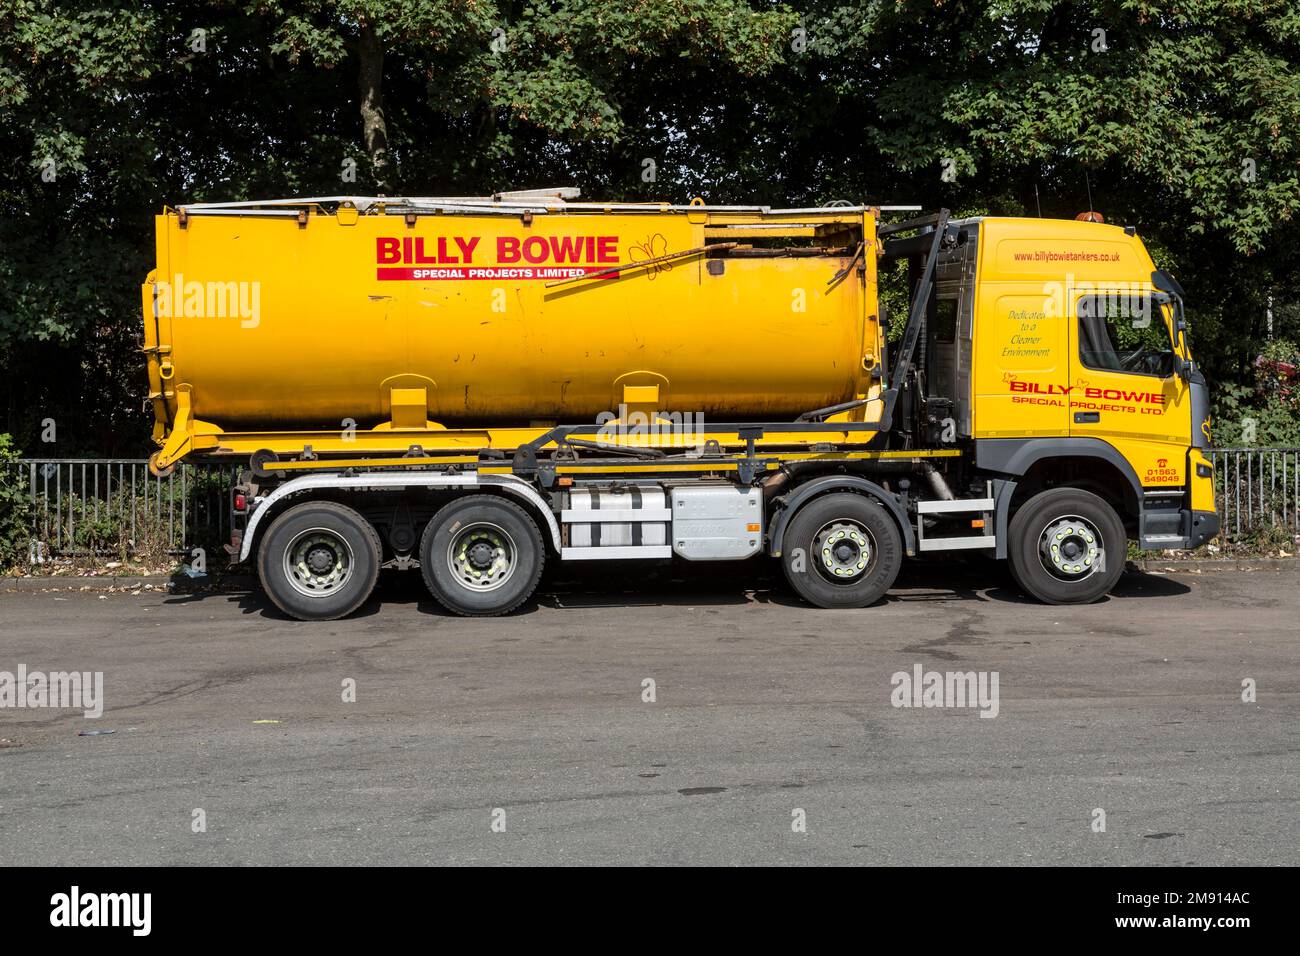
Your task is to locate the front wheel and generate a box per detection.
[1008,487,1126,605]
[781,492,903,608]
[419,495,545,616]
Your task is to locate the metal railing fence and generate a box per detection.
[4,450,1298,559]
[1207,448,1300,541]
[7,459,240,560]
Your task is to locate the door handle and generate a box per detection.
[1074,412,1100,424]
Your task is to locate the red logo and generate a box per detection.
[374,234,619,281]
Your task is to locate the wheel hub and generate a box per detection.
[284,529,355,598]
[1040,516,1102,579]
[814,521,874,582]
[305,545,336,575]
[448,523,516,592]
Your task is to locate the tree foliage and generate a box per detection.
[1,0,1297,453]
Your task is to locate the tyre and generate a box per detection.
[781,492,903,608]
[1007,487,1126,605]
[257,500,382,621]
[419,495,545,616]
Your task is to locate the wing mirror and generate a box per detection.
[1151,269,1185,299]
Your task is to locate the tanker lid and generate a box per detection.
[174,194,924,219]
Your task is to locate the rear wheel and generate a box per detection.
[419,495,545,616]
[781,493,903,608]
[257,500,382,621]
[1008,487,1126,604]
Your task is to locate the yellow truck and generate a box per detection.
[142,189,1218,619]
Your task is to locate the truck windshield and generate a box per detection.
[1077,292,1176,378]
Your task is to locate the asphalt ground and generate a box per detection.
[1,560,1295,865]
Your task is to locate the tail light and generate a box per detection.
[233,491,248,513]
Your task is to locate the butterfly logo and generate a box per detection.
[628,233,671,280]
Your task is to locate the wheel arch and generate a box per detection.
[977,438,1141,525]
[766,475,916,557]
[238,473,562,564]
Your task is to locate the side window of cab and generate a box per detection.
[1078,292,1175,378]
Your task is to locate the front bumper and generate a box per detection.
[1186,509,1220,549]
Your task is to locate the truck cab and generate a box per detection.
[890,214,1218,600]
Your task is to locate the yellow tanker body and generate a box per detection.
[143,193,885,469]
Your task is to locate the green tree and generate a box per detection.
[1,0,1298,456]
